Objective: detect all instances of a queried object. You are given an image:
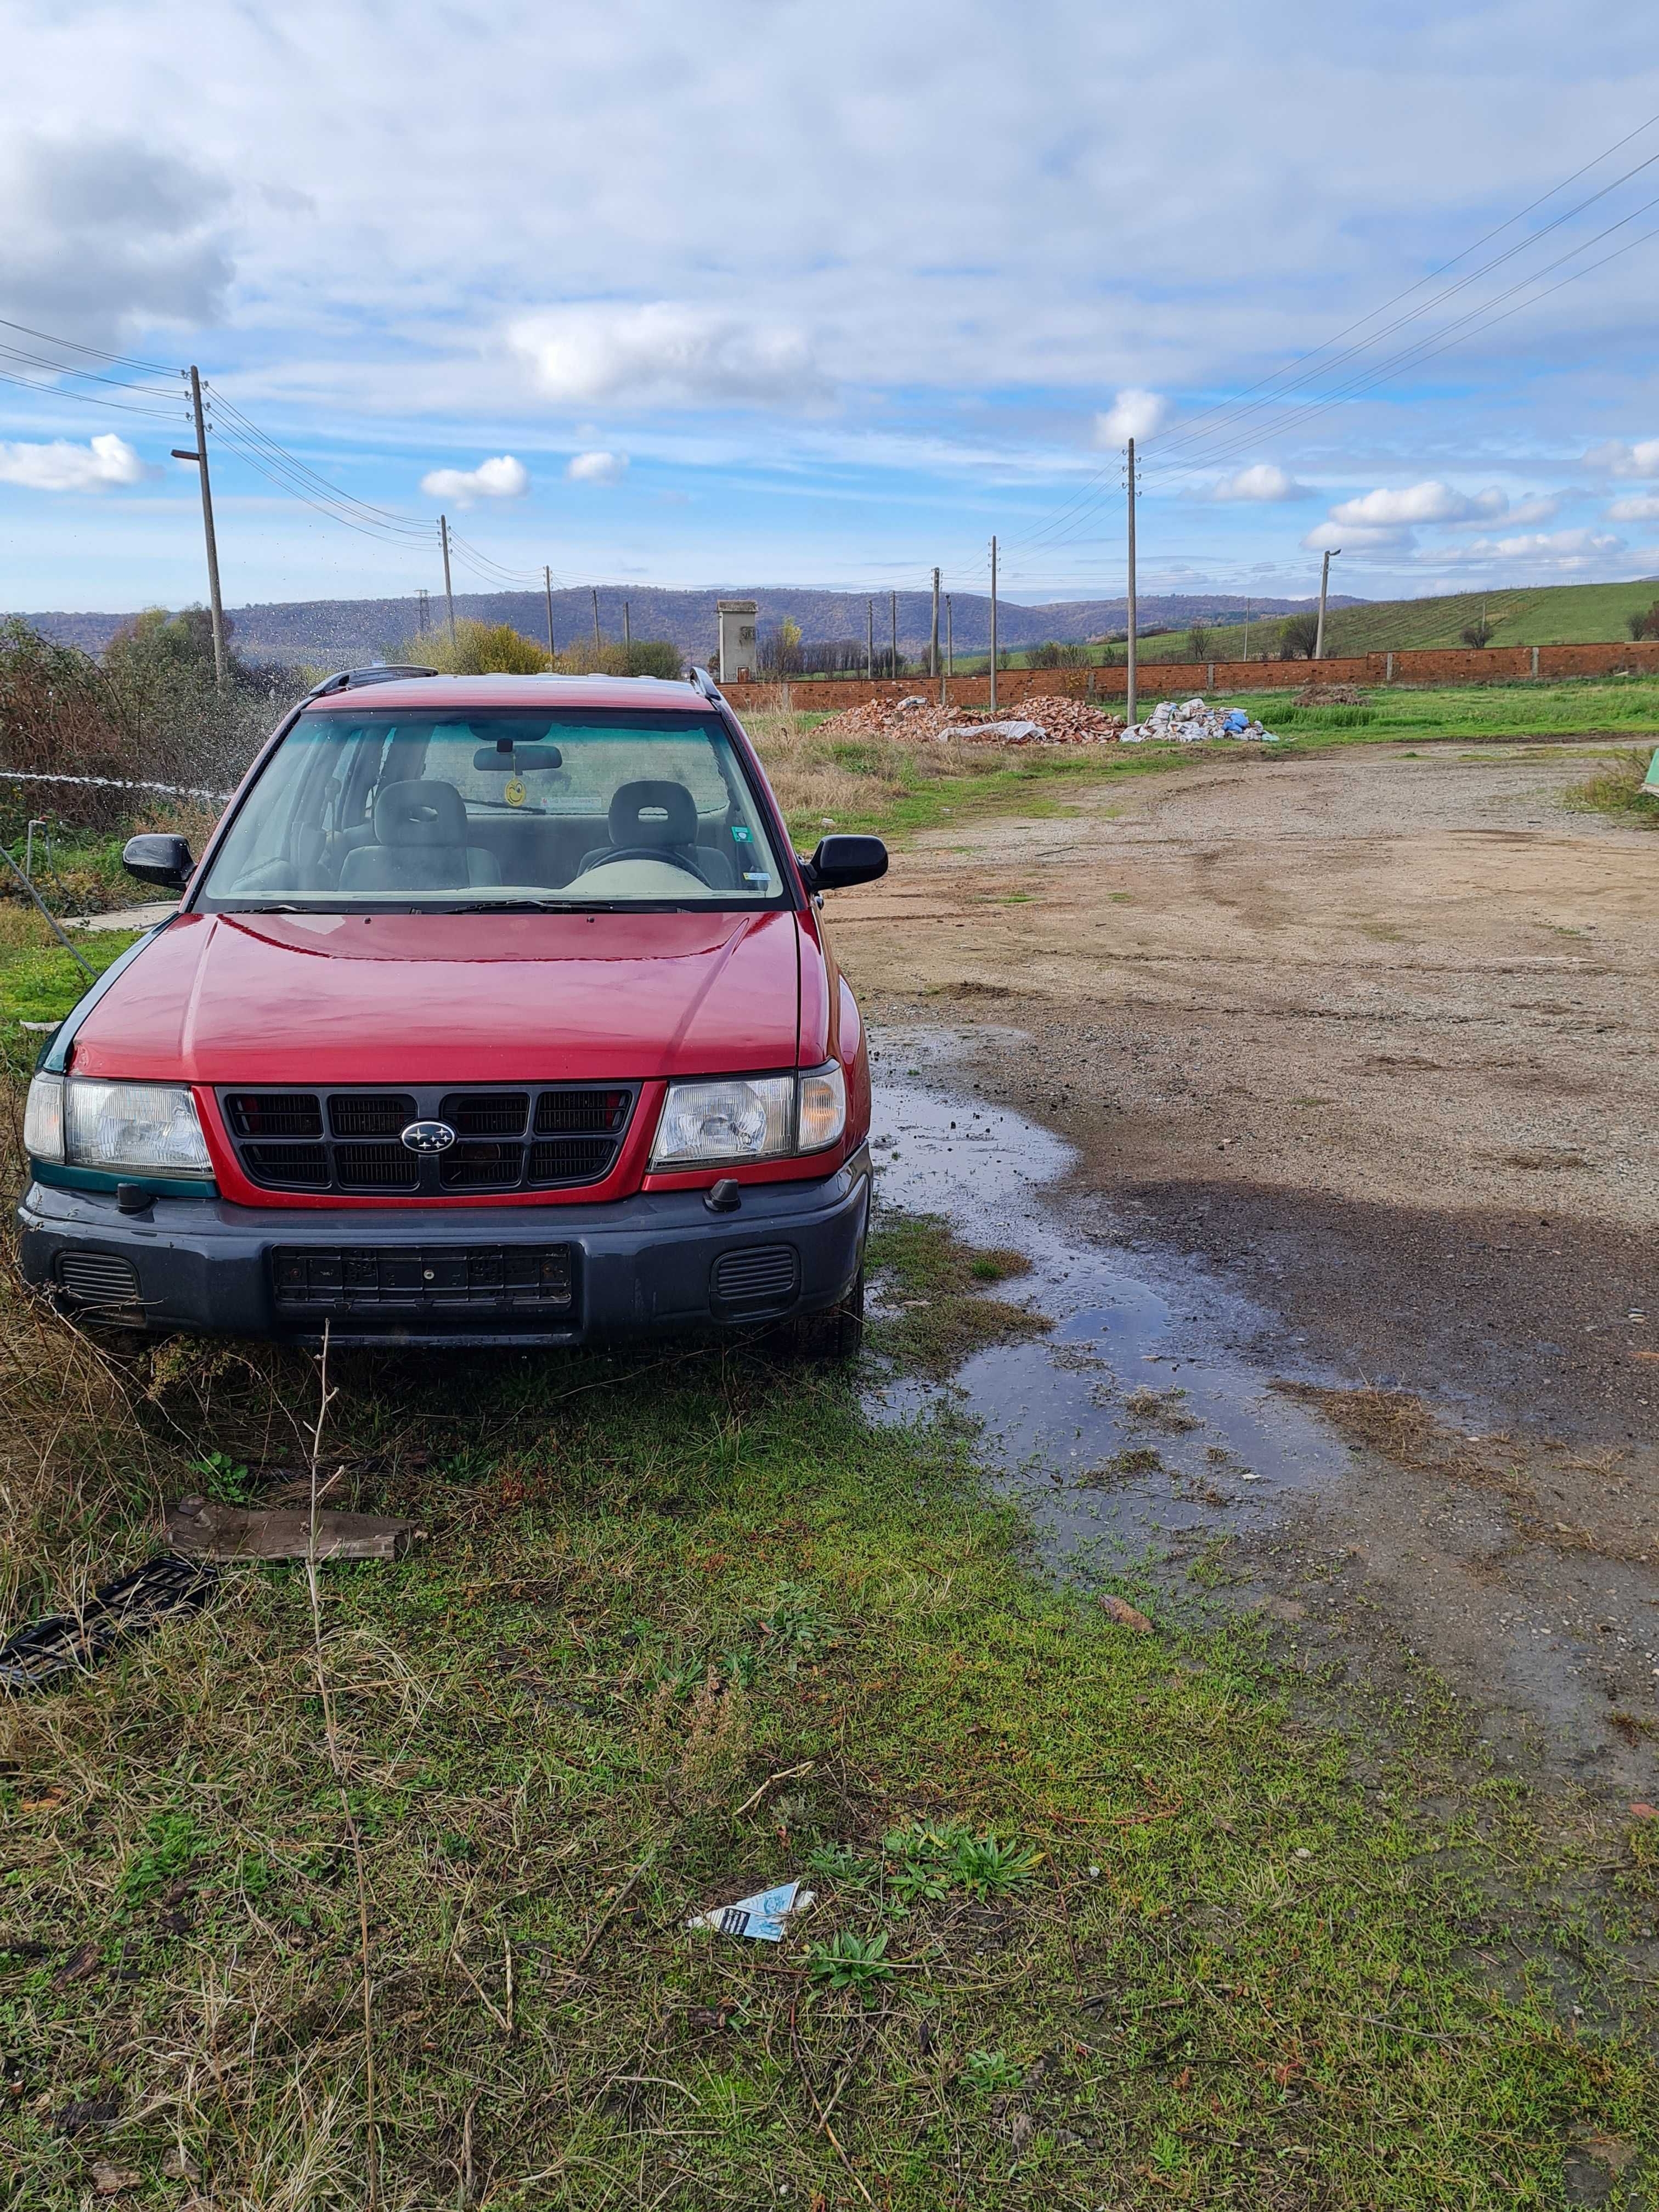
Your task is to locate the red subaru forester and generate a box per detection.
[19,667,885,1353]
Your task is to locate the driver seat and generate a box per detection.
[579,779,735,887]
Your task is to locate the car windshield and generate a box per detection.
[194,702,791,910]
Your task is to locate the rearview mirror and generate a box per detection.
[800,834,887,891]
[122,833,194,890]
[473,743,563,770]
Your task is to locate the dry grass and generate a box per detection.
[741,706,1015,843]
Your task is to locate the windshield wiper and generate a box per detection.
[446,898,575,912]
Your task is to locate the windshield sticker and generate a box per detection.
[731,823,752,842]
[743,869,773,886]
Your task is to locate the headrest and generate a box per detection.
[608,778,698,848]
[374,778,469,848]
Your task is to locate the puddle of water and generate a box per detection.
[865,1042,1353,1575]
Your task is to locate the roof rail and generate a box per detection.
[689,665,723,702]
[303,664,439,700]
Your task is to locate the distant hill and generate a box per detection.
[1316,577,1659,656]
[12,585,1351,669]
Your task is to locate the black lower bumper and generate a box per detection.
[16,1150,871,1346]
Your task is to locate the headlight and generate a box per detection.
[25,1075,213,1178]
[651,1075,795,1167]
[650,1065,849,1169]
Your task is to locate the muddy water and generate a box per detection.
[865,1034,1659,1795]
[866,1039,1352,1576]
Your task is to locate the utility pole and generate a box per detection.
[930,567,940,679]
[439,515,456,644]
[989,536,998,712]
[1125,437,1137,729]
[1314,546,1340,661]
[866,599,873,683]
[543,566,556,663]
[889,590,898,681]
[591,587,601,655]
[946,594,953,678]
[173,368,227,686]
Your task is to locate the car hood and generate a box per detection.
[67,909,804,1084]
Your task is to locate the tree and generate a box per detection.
[408,619,550,674]
[1187,622,1214,661]
[1459,614,1494,648]
[1278,613,1320,660]
[1627,601,1659,641]
[1029,640,1087,669]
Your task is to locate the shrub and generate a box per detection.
[1187,623,1214,660]
[1627,601,1659,641]
[1029,640,1087,669]
[1278,613,1320,660]
[408,619,551,675]
[1459,616,1494,648]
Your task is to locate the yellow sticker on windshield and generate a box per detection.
[503,777,527,807]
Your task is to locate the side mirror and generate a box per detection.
[800,833,888,892]
[122,833,194,891]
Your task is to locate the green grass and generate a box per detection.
[3,814,1656,2209]
[1563,746,1659,828]
[0,912,142,1063]
[1318,578,1659,656]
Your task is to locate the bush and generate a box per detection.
[1029,640,1087,669]
[1278,613,1320,661]
[1627,601,1659,642]
[408,619,551,675]
[1459,616,1494,648]
[0,613,293,827]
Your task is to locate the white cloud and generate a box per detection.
[1328,479,1507,528]
[1492,492,1563,528]
[566,449,628,485]
[1584,438,1659,479]
[1301,519,1410,554]
[0,433,150,493]
[1606,492,1659,523]
[1211,462,1310,502]
[509,304,820,410]
[1430,527,1625,570]
[1094,388,1167,445]
[418,454,529,506]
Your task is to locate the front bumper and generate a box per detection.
[16,1149,870,1346]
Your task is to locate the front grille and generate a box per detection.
[226,1092,322,1138]
[57,1251,143,1307]
[272,1244,574,1312]
[330,1093,415,1138]
[712,1244,800,1313]
[219,1084,639,1197]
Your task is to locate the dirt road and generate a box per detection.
[841,742,1658,1789]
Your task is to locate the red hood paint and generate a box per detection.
[68,909,804,1084]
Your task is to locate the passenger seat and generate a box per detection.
[337,780,502,893]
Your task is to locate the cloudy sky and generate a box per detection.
[3,0,1658,614]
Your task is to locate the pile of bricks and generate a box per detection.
[814,692,1123,747]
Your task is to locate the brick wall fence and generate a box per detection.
[720,638,1659,717]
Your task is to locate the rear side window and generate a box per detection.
[196,705,789,910]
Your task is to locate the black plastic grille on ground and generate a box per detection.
[55,1251,142,1307]
[272,1244,575,1311]
[712,1244,800,1312]
[219,1084,639,1195]
[0,1555,219,1694]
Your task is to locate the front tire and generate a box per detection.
[792,1267,865,1362]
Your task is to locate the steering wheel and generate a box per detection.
[576,845,710,883]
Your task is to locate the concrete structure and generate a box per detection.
[716,600,758,684]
